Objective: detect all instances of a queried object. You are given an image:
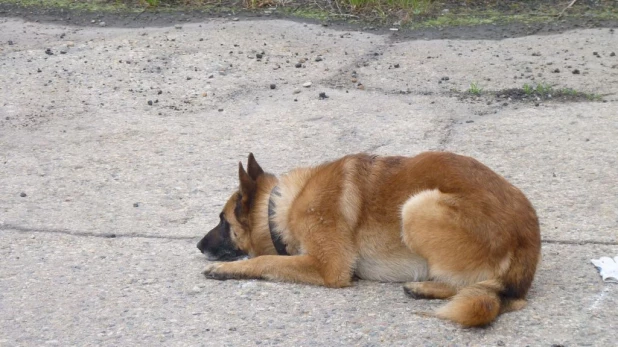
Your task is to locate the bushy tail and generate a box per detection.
[435,279,514,327]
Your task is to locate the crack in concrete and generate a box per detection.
[2,224,616,246]
[541,238,618,246]
[0,224,195,240]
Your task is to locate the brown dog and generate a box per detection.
[198,152,540,327]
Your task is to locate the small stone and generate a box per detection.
[315,56,323,62]
[105,233,116,238]
[610,52,616,57]
[158,90,163,95]
[572,69,580,74]
[351,78,358,83]
[357,84,365,90]
[552,68,560,73]
[302,81,312,88]
[99,22,106,27]
[535,103,540,107]
[295,63,302,68]
[218,108,224,112]
[45,48,53,55]
[175,25,182,30]
[256,53,263,59]
[20,192,27,197]
[293,89,301,94]
[232,18,239,21]
[394,63,400,68]
[270,84,276,89]
[441,76,450,81]
[133,202,140,207]
[319,92,328,99]
[8,40,13,45]
[147,100,153,106]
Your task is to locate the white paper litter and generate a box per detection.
[591,256,618,283]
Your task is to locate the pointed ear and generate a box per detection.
[247,153,264,180]
[238,162,257,203]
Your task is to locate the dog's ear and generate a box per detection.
[238,162,257,207]
[247,153,264,180]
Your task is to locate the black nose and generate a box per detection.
[197,239,205,253]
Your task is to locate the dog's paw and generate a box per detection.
[202,263,237,281]
[403,283,423,299]
[202,263,226,280]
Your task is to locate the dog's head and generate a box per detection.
[197,153,267,261]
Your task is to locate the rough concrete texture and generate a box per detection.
[0,16,617,346]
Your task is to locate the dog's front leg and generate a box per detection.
[202,254,351,288]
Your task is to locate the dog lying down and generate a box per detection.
[197,152,540,327]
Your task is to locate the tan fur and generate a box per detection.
[202,152,541,327]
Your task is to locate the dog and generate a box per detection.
[198,152,541,327]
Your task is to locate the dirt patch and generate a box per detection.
[456,87,606,106]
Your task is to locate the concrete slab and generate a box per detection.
[360,28,618,96]
[0,232,616,346]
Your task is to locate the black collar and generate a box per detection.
[268,186,289,256]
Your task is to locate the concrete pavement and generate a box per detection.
[0,15,617,346]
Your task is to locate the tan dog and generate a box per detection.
[198,152,541,327]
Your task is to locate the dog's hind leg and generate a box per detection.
[403,281,457,300]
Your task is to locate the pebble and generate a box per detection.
[99,22,106,27]
[8,40,13,45]
[302,81,312,88]
[610,52,616,57]
[572,69,580,74]
[315,56,323,62]
[175,25,182,30]
[295,63,302,68]
[552,68,560,73]
[45,48,53,55]
[147,100,153,106]
[319,92,328,99]
[20,192,27,197]
[270,84,276,89]
[256,53,263,59]
[293,88,301,94]
[133,202,140,207]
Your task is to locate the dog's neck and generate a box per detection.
[267,185,289,256]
